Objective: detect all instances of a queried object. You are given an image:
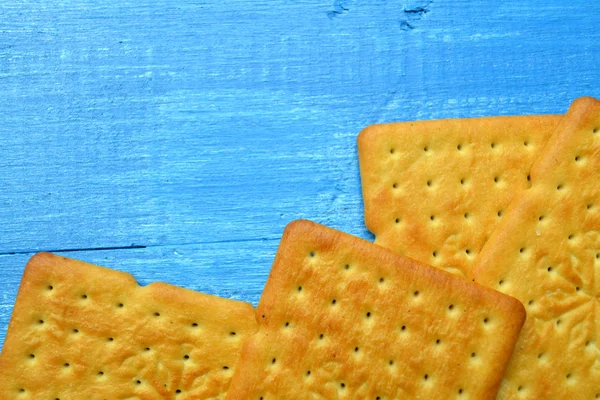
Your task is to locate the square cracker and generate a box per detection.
[0,252,257,399]
[358,114,561,278]
[226,220,525,399]
[473,97,600,398]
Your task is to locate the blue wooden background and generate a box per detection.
[1,0,599,348]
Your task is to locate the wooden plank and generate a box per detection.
[0,1,598,253]
[1,0,600,352]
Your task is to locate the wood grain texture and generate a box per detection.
[1,0,599,348]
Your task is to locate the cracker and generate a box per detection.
[226,220,525,399]
[0,252,257,399]
[358,114,561,278]
[473,97,600,398]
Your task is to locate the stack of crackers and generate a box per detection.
[1,97,598,399]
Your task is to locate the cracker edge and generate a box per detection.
[474,97,600,282]
[0,252,257,355]
[357,122,390,236]
[227,220,526,398]
[530,96,600,180]
[356,115,563,240]
[469,96,600,397]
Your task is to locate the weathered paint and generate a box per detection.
[1,0,599,347]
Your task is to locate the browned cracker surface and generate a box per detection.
[226,220,525,400]
[0,252,257,399]
[358,114,561,278]
[473,97,600,398]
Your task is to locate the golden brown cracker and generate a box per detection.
[0,252,257,399]
[359,114,561,278]
[473,97,600,398]
[227,220,525,399]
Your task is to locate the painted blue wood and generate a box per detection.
[1,0,599,348]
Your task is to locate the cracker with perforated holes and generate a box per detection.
[473,97,600,398]
[0,252,257,399]
[226,220,525,400]
[358,114,561,278]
